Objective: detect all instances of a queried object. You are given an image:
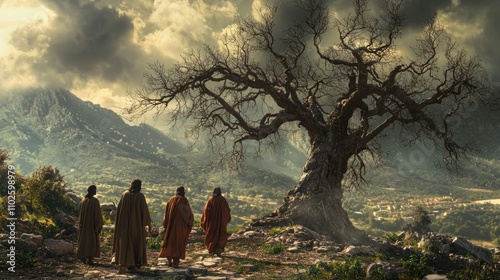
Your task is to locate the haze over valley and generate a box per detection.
[1,88,499,244]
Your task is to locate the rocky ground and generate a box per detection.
[1,223,500,279]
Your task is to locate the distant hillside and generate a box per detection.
[0,88,186,176]
[1,87,499,227]
[0,88,296,225]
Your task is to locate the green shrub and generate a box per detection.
[20,166,76,217]
[293,258,365,280]
[330,258,365,280]
[384,232,403,244]
[401,254,432,278]
[146,237,162,249]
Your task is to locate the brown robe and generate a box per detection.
[159,195,194,259]
[200,195,231,254]
[112,191,151,268]
[76,197,104,259]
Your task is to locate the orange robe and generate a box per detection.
[112,191,151,268]
[76,197,103,259]
[159,195,194,259]
[200,195,231,254]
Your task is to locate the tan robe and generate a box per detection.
[112,191,151,268]
[76,197,104,259]
[159,195,193,259]
[200,195,231,254]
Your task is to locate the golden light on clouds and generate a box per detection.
[0,0,497,114]
[438,10,485,42]
[0,1,52,55]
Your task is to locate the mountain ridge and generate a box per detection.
[0,87,296,225]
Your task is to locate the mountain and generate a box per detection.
[0,88,185,177]
[1,87,499,230]
[0,88,296,224]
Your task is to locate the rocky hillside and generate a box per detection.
[0,218,499,279]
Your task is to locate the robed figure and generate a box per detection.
[159,186,194,268]
[200,187,231,256]
[112,179,152,273]
[76,185,104,264]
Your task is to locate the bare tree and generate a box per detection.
[128,0,493,242]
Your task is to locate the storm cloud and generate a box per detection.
[1,0,498,107]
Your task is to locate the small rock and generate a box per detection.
[55,270,65,277]
[243,231,258,237]
[316,246,331,252]
[202,261,217,267]
[84,270,101,278]
[44,238,74,256]
[21,233,43,247]
[287,247,299,253]
[423,274,448,280]
[343,245,377,256]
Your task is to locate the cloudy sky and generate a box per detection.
[1,0,499,116]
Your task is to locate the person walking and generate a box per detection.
[112,179,152,273]
[76,185,104,265]
[159,186,194,268]
[200,187,231,256]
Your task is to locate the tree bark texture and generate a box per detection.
[255,135,366,243]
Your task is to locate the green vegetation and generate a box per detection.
[447,261,500,279]
[292,258,365,280]
[268,226,288,236]
[0,149,77,236]
[20,166,76,217]
[227,225,246,234]
[146,237,162,250]
[261,243,284,254]
[433,204,500,244]
[400,254,432,279]
[344,180,500,245]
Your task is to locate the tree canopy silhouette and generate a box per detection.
[128,0,494,242]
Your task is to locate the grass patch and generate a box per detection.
[261,243,284,254]
[228,225,246,234]
[268,226,288,236]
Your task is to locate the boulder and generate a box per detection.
[53,212,77,234]
[20,233,43,247]
[150,227,160,238]
[418,233,452,255]
[109,209,117,224]
[451,237,493,265]
[366,262,401,280]
[65,190,81,205]
[101,203,117,223]
[44,238,74,256]
[343,245,377,256]
[16,239,39,253]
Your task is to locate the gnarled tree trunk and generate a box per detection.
[254,133,366,243]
